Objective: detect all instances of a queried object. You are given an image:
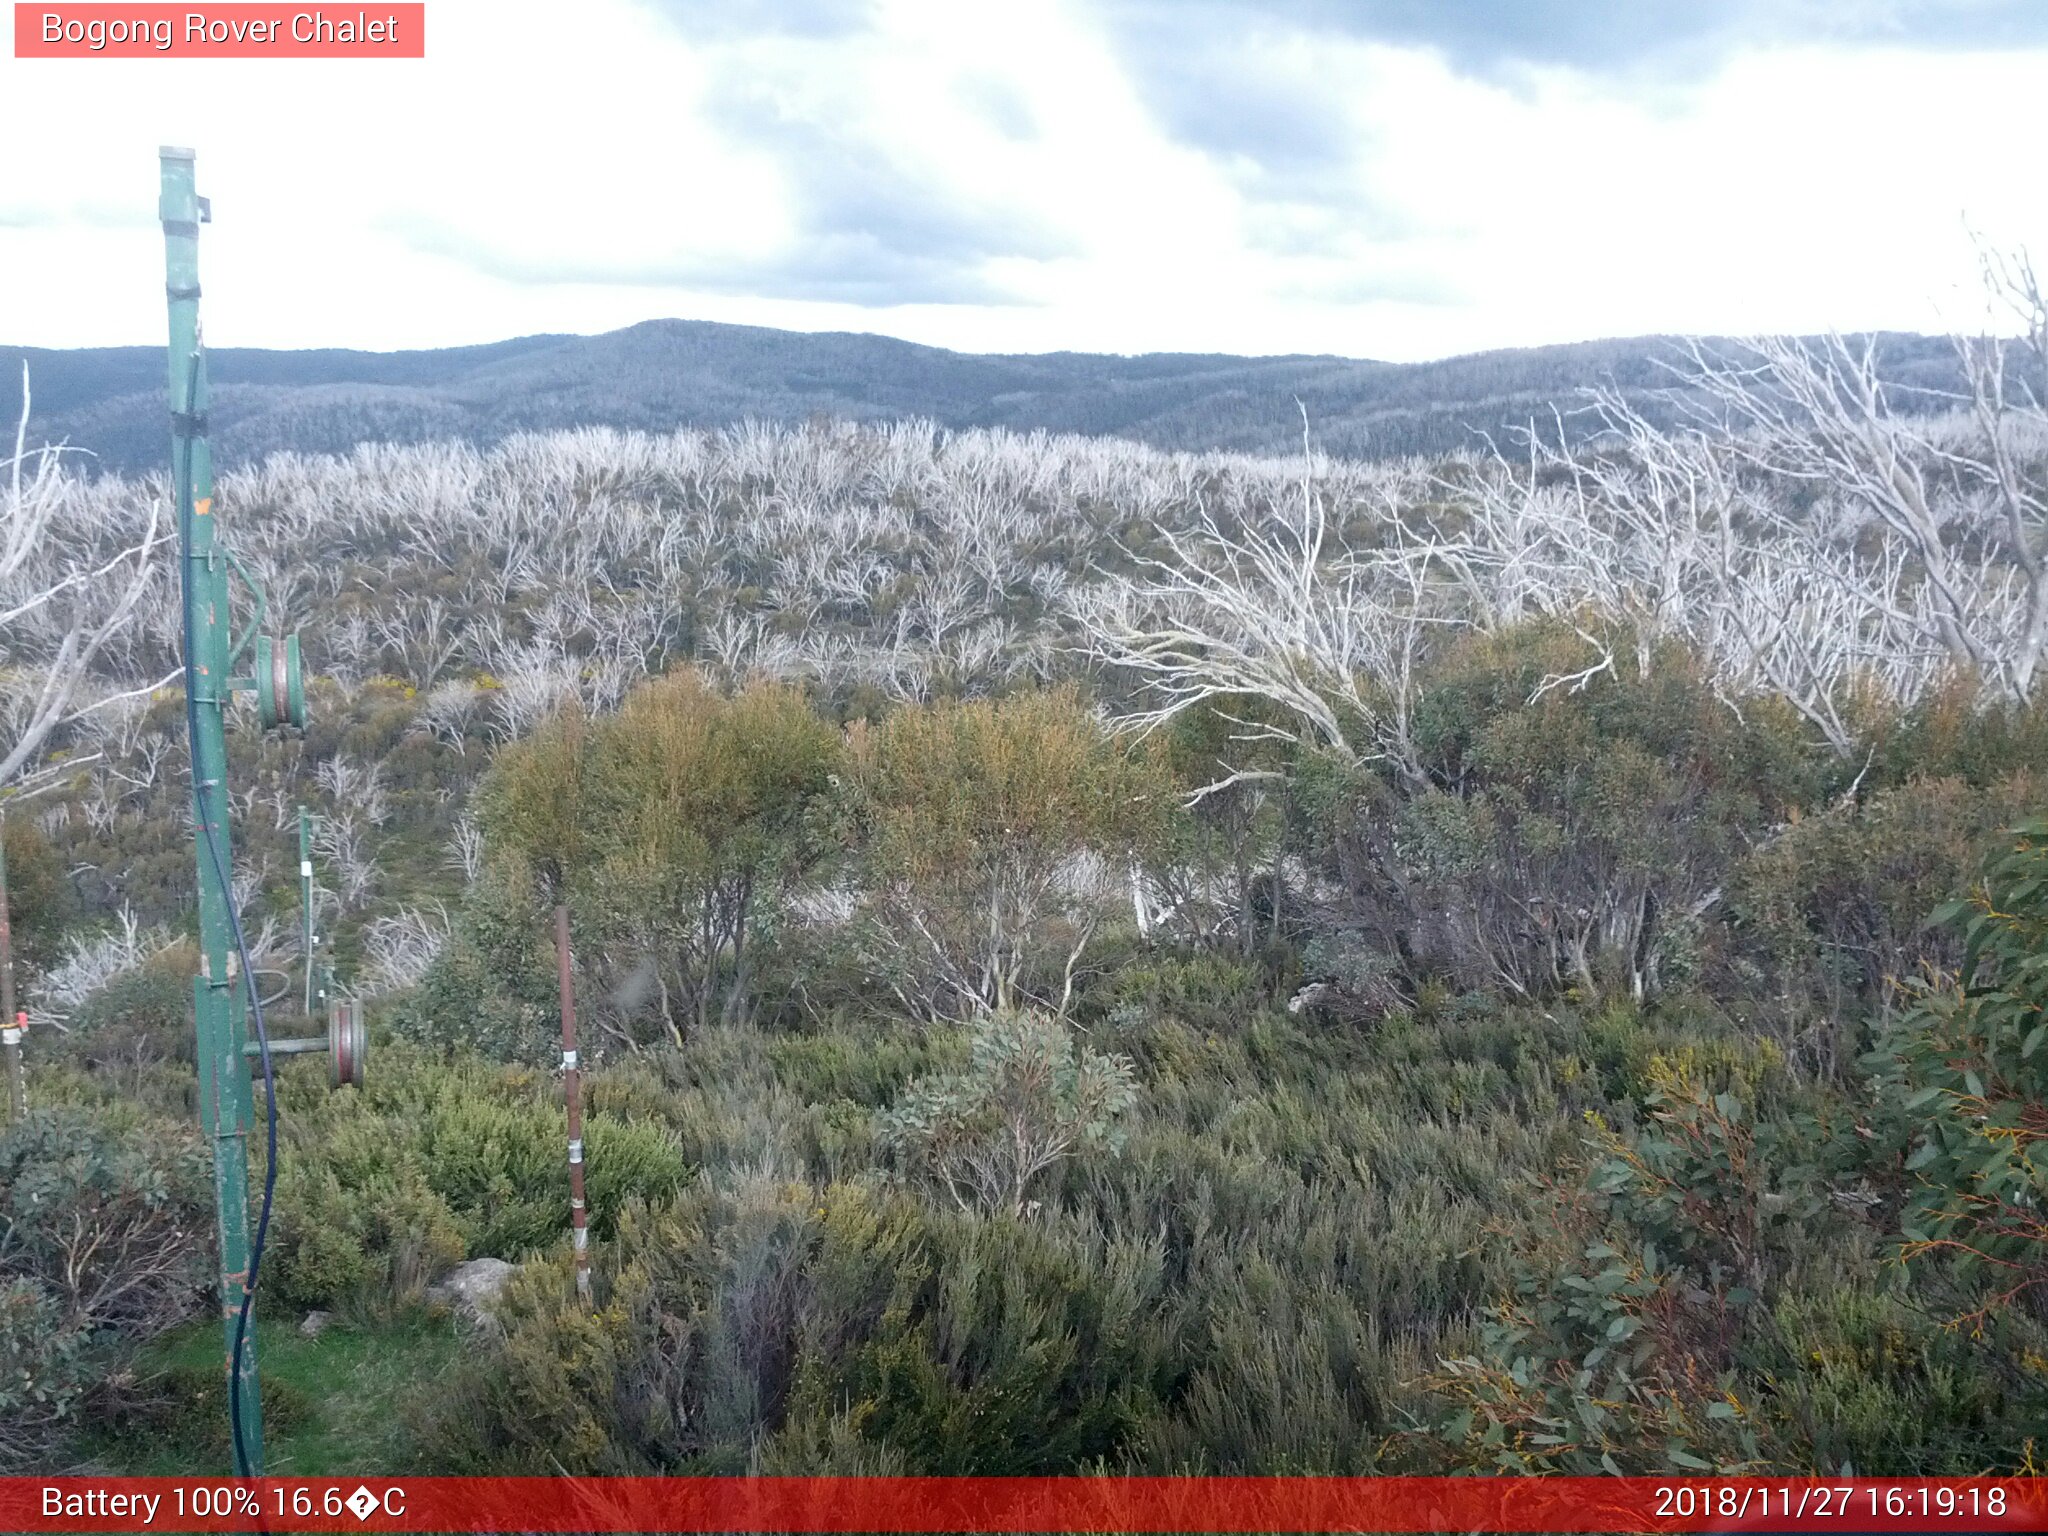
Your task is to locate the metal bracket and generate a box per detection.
[222,545,268,674]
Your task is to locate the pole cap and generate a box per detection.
[159,146,197,161]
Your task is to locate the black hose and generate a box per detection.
[177,350,279,1481]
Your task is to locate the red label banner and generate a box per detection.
[13,4,425,57]
[3,1476,2046,1533]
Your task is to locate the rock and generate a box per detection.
[299,1310,333,1338]
[1287,981,1337,1016]
[425,1257,517,1324]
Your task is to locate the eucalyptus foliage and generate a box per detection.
[1876,818,2048,1323]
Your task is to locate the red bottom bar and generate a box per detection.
[7,1476,2046,1534]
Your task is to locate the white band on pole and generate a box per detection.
[561,1049,578,1069]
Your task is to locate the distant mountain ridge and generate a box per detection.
[3,318,1966,474]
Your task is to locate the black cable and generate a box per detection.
[177,351,279,1482]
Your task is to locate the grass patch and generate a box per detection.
[87,1312,462,1475]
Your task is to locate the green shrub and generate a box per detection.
[271,1156,467,1312]
[845,688,1170,1019]
[0,1108,209,1336]
[0,1109,210,1470]
[50,950,197,1080]
[1099,951,1269,1035]
[394,860,557,1063]
[414,1178,1167,1475]
[1427,1061,1824,1473]
[411,1185,812,1473]
[1301,621,1818,1007]
[0,1280,90,1471]
[268,1043,686,1310]
[791,1201,1162,1472]
[1761,1283,2048,1473]
[1,814,73,976]
[1871,816,2048,1324]
[1732,772,2041,1072]
[410,1250,654,1471]
[880,1011,1137,1217]
[766,1026,933,1109]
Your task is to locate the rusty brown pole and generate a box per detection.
[553,904,592,1305]
[0,809,24,1123]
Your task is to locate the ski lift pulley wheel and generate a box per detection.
[327,999,366,1089]
[254,633,307,730]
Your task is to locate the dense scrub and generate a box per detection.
[11,628,2046,1475]
[7,316,2047,1471]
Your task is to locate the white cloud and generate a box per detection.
[0,0,2041,359]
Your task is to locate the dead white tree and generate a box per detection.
[1668,258,2045,710]
[27,905,176,1027]
[412,679,482,755]
[316,752,391,827]
[230,852,273,921]
[484,641,579,742]
[359,902,452,995]
[0,366,166,789]
[444,810,485,883]
[1479,394,1880,753]
[371,595,465,687]
[1075,409,1438,790]
[312,810,377,909]
[1435,252,2046,754]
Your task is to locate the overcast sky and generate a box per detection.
[3,0,2045,361]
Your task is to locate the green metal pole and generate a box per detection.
[299,805,315,1017]
[161,145,264,1475]
[0,809,24,1123]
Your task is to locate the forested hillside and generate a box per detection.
[4,322,1968,472]
[3,306,2045,1477]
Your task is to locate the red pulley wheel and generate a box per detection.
[327,999,365,1088]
